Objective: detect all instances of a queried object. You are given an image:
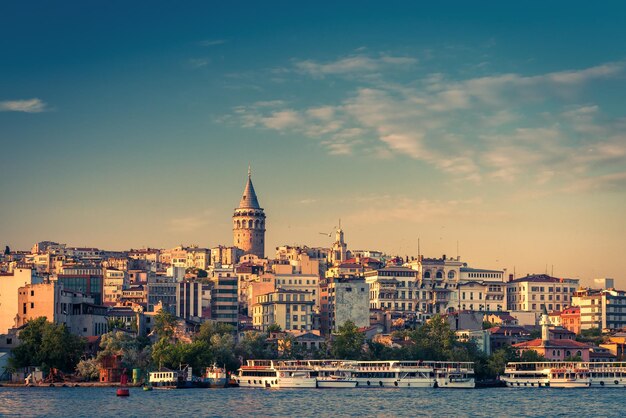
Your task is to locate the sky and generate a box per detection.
[1,1,626,286]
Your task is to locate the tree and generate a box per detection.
[487,346,518,377]
[97,330,151,370]
[519,350,546,362]
[107,317,127,331]
[195,321,235,343]
[408,314,456,360]
[331,321,364,359]
[76,358,100,381]
[3,245,9,255]
[266,323,282,334]
[10,317,84,373]
[153,309,178,340]
[236,331,272,360]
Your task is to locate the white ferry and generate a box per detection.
[549,366,590,388]
[587,362,626,388]
[501,362,551,387]
[433,362,476,389]
[316,373,358,389]
[502,361,626,388]
[276,367,317,388]
[236,360,279,388]
[340,361,436,388]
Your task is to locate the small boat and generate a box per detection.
[143,385,153,391]
[201,364,228,388]
[316,375,358,389]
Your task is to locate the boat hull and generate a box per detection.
[278,377,317,388]
[316,379,358,388]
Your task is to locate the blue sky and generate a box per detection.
[1,1,626,284]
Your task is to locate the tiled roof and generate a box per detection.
[238,173,261,209]
[513,338,591,348]
[509,274,571,284]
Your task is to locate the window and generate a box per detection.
[293,315,298,322]
[448,271,455,279]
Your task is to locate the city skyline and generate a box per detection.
[2,1,626,285]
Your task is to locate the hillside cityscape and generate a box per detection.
[0,169,624,385]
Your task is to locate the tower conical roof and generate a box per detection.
[239,169,261,209]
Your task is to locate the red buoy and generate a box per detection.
[116,388,130,397]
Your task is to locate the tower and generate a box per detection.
[330,220,347,265]
[233,167,266,258]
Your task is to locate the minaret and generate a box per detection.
[233,167,266,258]
[540,307,550,345]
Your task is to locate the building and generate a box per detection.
[329,225,348,265]
[572,288,626,330]
[560,306,581,334]
[147,275,177,313]
[0,267,42,333]
[210,246,243,266]
[176,281,211,320]
[512,311,592,361]
[232,167,266,258]
[56,265,104,305]
[15,282,108,337]
[506,274,579,314]
[326,279,370,333]
[209,267,239,328]
[251,289,314,332]
[103,268,126,306]
[185,247,210,270]
[364,266,418,312]
[274,273,320,308]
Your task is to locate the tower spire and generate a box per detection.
[248,164,251,179]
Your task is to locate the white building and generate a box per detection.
[507,274,579,314]
[572,288,626,331]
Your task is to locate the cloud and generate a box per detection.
[199,39,226,46]
[0,98,48,113]
[229,56,626,193]
[188,58,209,69]
[169,211,212,232]
[293,54,416,78]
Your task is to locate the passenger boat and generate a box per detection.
[549,366,590,388]
[316,373,358,389]
[202,364,228,388]
[340,361,436,388]
[588,362,626,388]
[236,360,279,388]
[502,361,626,388]
[434,362,475,389]
[276,369,317,388]
[148,365,195,389]
[501,362,551,387]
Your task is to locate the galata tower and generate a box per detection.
[233,167,266,258]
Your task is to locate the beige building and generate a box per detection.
[233,168,266,258]
[275,273,320,308]
[0,267,41,333]
[185,247,209,270]
[103,268,127,305]
[365,266,418,312]
[572,288,626,330]
[252,289,314,332]
[210,245,243,266]
[16,282,108,337]
[507,274,579,314]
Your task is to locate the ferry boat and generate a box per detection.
[340,361,436,388]
[433,362,475,389]
[502,361,626,388]
[316,370,358,389]
[276,368,317,388]
[201,364,228,388]
[549,366,590,388]
[148,365,195,389]
[236,360,279,388]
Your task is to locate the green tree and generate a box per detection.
[194,321,235,343]
[97,330,151,370]
[236,331,271,360]
[408,314,456,360]
[487,346,518,377]
[153,309,178,340]
[266,323,282,334]
[3,245,9,255]
[106,317,127,331]
[10,317,84,373]
[519,350,546,362]
[76,358,100,381]
[331,321,364,359]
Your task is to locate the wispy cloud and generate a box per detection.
[168,210,212,233]
[0,98,48,113]
[292,54,417,78]
[228,55,626,193]
[199,39,226,47]
[188,58,210,69]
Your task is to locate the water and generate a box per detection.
[0,387,622,417]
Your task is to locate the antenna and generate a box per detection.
[248,164,251,178]
[417,237,420,259]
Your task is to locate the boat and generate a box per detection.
[502,361,626,388]
[588,362,626,388]
[276,369,317,388]
[142,385,153,391]
[201,364,229,388]
[549,366,590,388]
[434,362,475,389]
[340,360,436,388]
[501,362,551,387]
[148,365,196,389]
[236,360,279,388]
[316,373,358,389]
